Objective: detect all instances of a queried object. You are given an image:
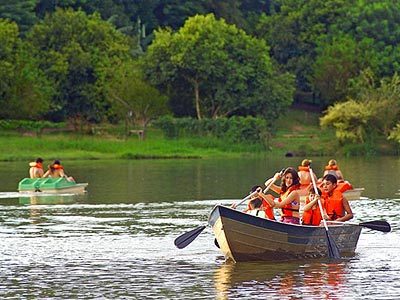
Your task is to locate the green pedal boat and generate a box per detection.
[18,177,88,194]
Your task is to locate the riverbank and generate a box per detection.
[2,109,398,161]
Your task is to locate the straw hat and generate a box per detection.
[301,159,312,166]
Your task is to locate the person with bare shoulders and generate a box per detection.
[298,159,318,191]
[43,160,75,182]
[323,159,344,181]
[261,167,301,224]
[29,157,44,178]
[320,174,353,222]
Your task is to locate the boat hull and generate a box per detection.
[18,178,88,194]
[208,205,361,262]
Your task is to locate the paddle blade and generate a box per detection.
[174,225,206,249]
[360,220,391,232]
[326,230,341,259]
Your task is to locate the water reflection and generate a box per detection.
[18,194,83,205]
[214,261,349,299]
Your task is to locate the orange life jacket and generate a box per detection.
[246,195,275,220]
[325,165,339,171]
[337,181,353,193]
[302,196,322,226]
[278,185,300,218]
[53,164,64,170]
[32,162,43,169]
[323,189,344,221]
[298,166,310,172]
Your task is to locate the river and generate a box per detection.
[0,157,399,299]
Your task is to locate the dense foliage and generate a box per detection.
[0,1,400,148]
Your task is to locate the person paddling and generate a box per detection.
[43,160,75,182]
[302,186,323,226]
[262,167,301,224]
[321,174,353,222]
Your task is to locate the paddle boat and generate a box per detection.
[18,177,88,194]
[206,204,388,262]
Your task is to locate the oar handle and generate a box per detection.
[263,168,285,194]
[232,190,258,209]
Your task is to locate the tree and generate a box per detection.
[143,13,294,120]
[107,60,169,138]
[0,19,52,119]
[0,0,37,34]
[312,35,362,106]
[321,70,400,143]
[26,8,131,125]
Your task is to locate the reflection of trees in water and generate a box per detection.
[214,261,347,299]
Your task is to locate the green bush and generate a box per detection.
[153,116,270,145]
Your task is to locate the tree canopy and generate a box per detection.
[142,13,294,120]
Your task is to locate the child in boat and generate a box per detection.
[262,167,301,224]
[302,186,323,226]
[29,157,44,178]
[246,198,266,218]
[320,174,353,222]
[244,185,275,220]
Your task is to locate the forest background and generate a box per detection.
[1,0,400,160]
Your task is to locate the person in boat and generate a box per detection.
[262,167,301,224]
[323,159,344,181]
[322,159,353,193]
[302,186,324,226]
[298,159,317,190]
[244,185,275,220]
[43,160,75,182]
[29,157,44,178]
[320,174,353,222]
[246,198,266,218]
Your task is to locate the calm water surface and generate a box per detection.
[0,157,399,299]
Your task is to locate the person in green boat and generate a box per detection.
[29,157,44,178]
[43,160,75,182]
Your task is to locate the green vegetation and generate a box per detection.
[1,1,400,152]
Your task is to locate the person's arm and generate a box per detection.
[42,170,50,178]
[335,196,353,222]
[258,193,275,208]
[264,172,281,194]
[303,197,318,212]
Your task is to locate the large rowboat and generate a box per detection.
[208,205,362,262]
[18,178,88,194]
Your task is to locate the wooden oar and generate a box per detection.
[310,167,341,259]
[329,220,391,233]
[174,192,256,249]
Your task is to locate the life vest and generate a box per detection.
[325,165,339,171]
[302,196,322,226]
[53,164,64,170]
[246,195,275,220]
[298,166,312,189]
[298,166,310,172]
[323,189,345,221]
[29,162,43,169]
[278,185,300,219]
[337,180,353,193]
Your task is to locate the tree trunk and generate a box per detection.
[194,80,202,120]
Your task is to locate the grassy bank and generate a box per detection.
[2,109,398,161]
